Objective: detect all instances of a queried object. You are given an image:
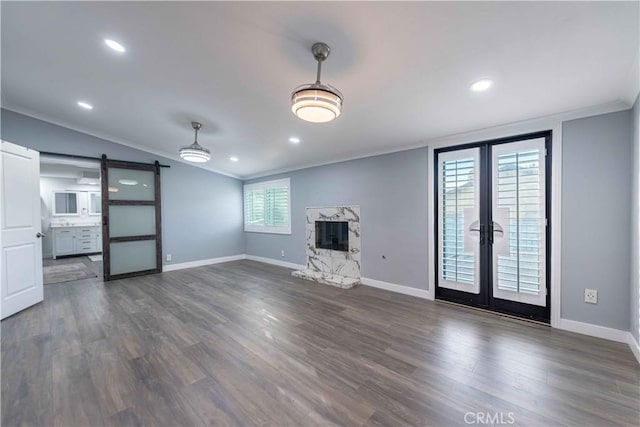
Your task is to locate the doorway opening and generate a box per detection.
[40,154,103,285]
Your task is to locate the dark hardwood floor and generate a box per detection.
[2,260,638,426]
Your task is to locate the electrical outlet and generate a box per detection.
[281,250,285,258]
[166,254,172,262]
[584,288,597,304]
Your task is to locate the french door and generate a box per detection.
[435,132,551,322]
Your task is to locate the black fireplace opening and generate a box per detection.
[315,221,349,252]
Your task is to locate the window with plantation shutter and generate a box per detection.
[244,178,291,234]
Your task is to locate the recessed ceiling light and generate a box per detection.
[229,156,239,162]
[77,101,93,110]
[104,39,126,53]
[470,79,493,92]
[289,137,301,144]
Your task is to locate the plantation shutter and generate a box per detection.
[437,148,481,294]
[244,188,265,227]
[491,138,546,306]
[243,178,291,234]
[266,186,289,227]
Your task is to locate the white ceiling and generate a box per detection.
[2,2,638,179]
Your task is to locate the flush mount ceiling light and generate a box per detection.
[291,42,343,123]
[179,122,211,163]
[470,79,493,92]
[104,39,126,53]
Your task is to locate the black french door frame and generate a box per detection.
[434,130,552,322]
[100,156,163,281]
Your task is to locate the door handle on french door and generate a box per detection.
[488,222,494,244]
[489,221,505,245]
[36,232,46,238]
[468,220,485,245]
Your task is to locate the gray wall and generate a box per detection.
[245,148,430,290]
[631,95,640,342]
[1,109,245,266]
[562,110,632,331]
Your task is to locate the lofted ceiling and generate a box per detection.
[2,1,638,179]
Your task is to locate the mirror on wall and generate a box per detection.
[52,191,79,216]
[89,192,102,215]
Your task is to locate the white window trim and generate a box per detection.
[244,178,291,235]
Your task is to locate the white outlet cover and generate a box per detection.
[584,289,598,304]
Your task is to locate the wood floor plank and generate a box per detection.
[2,259,638,426]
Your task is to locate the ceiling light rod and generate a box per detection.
[192,121,201,143]
[313,42,330,84]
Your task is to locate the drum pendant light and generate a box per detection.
[291,42,343,123]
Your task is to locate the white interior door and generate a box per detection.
[491,138,547,306]
[1,141,43,320]
[437,148,481,294]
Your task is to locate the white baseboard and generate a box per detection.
[628,333,640,364]
[162,254,246,272]
[244,255,434,300]
[360,277,433,300]
[244,255,305,270]
[557,318,629,343]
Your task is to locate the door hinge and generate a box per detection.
[544,148,548,157]
[545,218,548,226]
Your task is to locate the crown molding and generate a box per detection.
[1,105,241,180]
[244,99,631,180]
[3,98,631,183]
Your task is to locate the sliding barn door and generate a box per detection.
[435,132,551,322]
[101,158,162,281]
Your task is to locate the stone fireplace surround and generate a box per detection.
[291,205,361,288]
